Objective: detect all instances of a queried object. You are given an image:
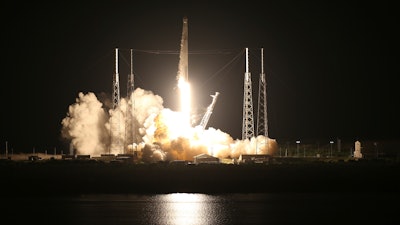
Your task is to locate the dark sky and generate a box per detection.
[2,1,396,153]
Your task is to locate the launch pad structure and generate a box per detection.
[109,17,270,155]
[125,49,136,152]
[110,48,122,154]
[242,47,255,140]
[199,92,220,130]
[110,47,137,155]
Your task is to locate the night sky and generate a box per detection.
[2,1,396,153]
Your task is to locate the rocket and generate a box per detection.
[177,16,188,82]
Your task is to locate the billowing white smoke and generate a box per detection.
[131,88,164,143]
[61,92,109,156]
[61,88,277,161]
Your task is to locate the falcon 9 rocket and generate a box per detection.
[177,16,191,127]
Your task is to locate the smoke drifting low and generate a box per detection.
[61,88,277,162]
[61,92,109,156]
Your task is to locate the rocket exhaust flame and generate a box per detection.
[61,17,278,162]
[178,77,191,129]
[62,89,277,161]
[177,16,191,130]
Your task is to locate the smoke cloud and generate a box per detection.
[61,88,277,162]
[61,92,109,156]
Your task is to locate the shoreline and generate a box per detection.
[1,159,398,196]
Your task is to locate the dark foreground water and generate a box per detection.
[2,192,398,225]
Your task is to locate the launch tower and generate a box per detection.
[113,48,121,109]
[125,49,135,152]
[110,48,122,154]
[257,48,268,138]
[242,48,255,140]
[127,49,134,102]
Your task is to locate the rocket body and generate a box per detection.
[177,16,188,82]
[176,16,191,127]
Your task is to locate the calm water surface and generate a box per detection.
[3,193,398,225]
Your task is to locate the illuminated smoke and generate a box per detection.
[61,88,277,161]
[61,92,109,156]
[61,15,278,161]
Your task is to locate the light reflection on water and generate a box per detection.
[146,193,228,225]
[2,192,397,225]
[70,193,232,225]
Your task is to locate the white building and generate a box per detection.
[193,153,219,164]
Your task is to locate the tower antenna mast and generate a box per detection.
[257,47,268,138]
[110,48,122,154]
[125,49,135,153]
[113,48,121,109]
[242,47,255,140]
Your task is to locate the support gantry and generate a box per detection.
[110,48,122,154]
[257,47,268,138]
[125,49,136,153]
[242,47,255,140]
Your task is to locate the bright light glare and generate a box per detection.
[178,77,191,129]
[160,193,211,225]
[166,193,203,202]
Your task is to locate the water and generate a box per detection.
[2,193,398,225]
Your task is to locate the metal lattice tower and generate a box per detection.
[242,47,255,140]
[125,49,135,152]
[127,49,134,101]
[113,48,121,109]
[110,48,121,154]
[257,47,268,138]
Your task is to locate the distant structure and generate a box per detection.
[256,48,269,154]
[127,49,134,102]
[5,141,8,158]
[256,48,268,138]
[69,142,74,155]
[199,92,220,129]
[113,48,121,109]
[194,153,220,164]
[242,47,255,140]
[110,48,122,154]
[238,154,271,164]
[354,140,363,159]
[125,49,135,152]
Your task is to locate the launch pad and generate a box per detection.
[61,17,276,163]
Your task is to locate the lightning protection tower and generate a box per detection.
[113,48,121,109]
[257,47,268,138]
[125,49,135,152]
[110,48,122,154]
[127,49,134,102]
[242,47,255,140]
